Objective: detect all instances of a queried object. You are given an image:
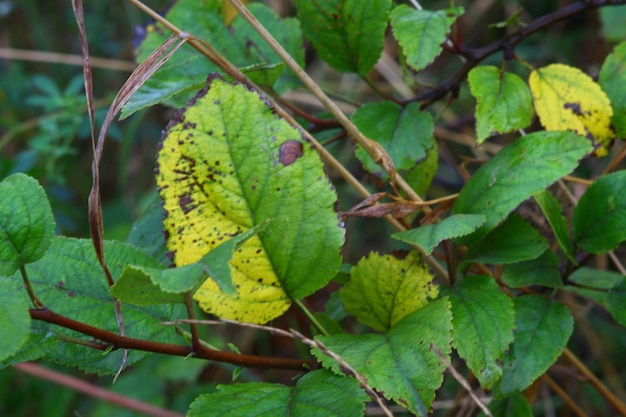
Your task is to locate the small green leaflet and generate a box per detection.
[599,41,626,137]
[452,131,592,243]
[392,214,486,255]
[295,0,391,75]
[497,295,573,396]
[0,173,55,276]
[314,299,453,416]
[468,66,533,143]
[352,101,434,180]
[445,276,514,389]
[534,190,575,262]
[501,251,563,289]
[464,214,549,265]
[187,370,369,417]
[572,170,626,254]
[339,251,437,332]
[390,6,463,72]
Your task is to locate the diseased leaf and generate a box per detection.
[339,251,438,332]
[0,173,55,276]
[392,214,486,255]
[314,299,453,416]
[468,66,533,143]
[572,170,626,254]
[6,237,180,375]
[445,276,514,389]
[501,251,563,288]
[497,295,573,396]
[390,5,463,72]
[122,2,304,118]
[529,63,614,155]
[295,0,391,75]
[465,214,549,265]
[188,369,368,417]
[0,280,31,362]
[157,77,344,324]
[599,41,626,138]
[452,131,592,243]
[534,190,575,262]
[352,101,434,181]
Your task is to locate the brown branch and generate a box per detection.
[30,308,314,371]
[410,0,626,108]
[13,362,184,417]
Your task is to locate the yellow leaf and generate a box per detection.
[339,251,438,332]
[529,63,614,155]
[156,78,344,324]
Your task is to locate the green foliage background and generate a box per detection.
[2,0,626,416]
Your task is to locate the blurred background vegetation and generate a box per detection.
[2,0,626,415]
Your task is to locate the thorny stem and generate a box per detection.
[30,308,314,370]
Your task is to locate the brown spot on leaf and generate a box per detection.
[278,140,303,166]
[179,194,196,214]
[564,102,584,116]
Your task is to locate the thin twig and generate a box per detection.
[0,47,136,71]
[562,348,626,416]
[432,345,492,417]
[14,362,184,417]
[542,373,589,417]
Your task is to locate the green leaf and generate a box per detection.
[0,321,57,368]
[497,295,573,395]
[445,276,514,389]
[339,251,438,332]
[468,66,533,144]
[403,138,439,196]
[600,41,626,137]
[352,101,434,180]
[452,131,592,243]
[188,369,368,417]
[122,2,304,118]
[479,393,533,417]
[7,237,180,375]
[295,0,391,75]
[501,250,563,288]
[126,199,168,266]
[465,214,549,265]
[390,6,463,72]
[599,6,626,42]
[111,265,187,306]
[572,170,626,254]
[157,77,344,324]
[0,173,55,276]
[533,190,575,262]
[0,280,31,362]
[392,214,486,255]
[607,280,626,328]
[314,299,453,416]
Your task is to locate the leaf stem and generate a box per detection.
[20,265,44,308]
[295,299,330,337]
